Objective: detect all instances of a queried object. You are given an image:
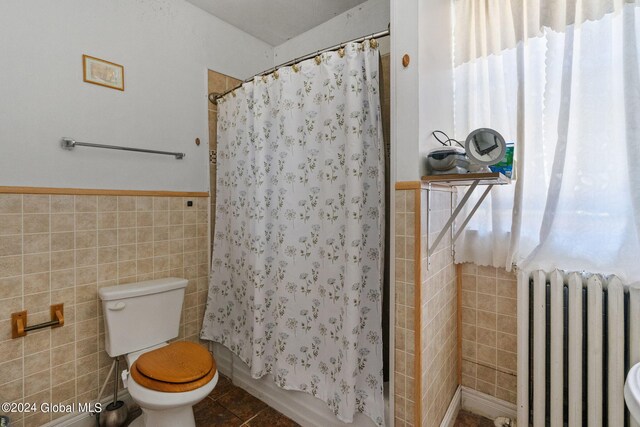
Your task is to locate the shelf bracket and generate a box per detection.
[426,181,494,269]
[428,180,479,256]
[452,184,493,243]
[420,172,510,270]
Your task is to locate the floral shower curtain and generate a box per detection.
[200,42,385,426]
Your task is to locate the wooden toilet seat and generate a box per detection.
[130,341,217,393]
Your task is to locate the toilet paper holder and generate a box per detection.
[11,303,64,339]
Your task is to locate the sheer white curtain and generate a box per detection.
[453,0,640,282]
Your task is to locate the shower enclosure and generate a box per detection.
[203,38,391,427]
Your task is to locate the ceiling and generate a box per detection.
[186,0,369,46]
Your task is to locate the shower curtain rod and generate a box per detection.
[209,28,390,104]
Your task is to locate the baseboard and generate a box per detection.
[460,386,517,421]
[439,386,462,427]
[41,390,134,427]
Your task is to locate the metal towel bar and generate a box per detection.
[61,137,185,159]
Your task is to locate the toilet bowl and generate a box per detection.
[98,278,217,427]
[125,343,218,427]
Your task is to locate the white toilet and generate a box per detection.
[99,277,218,427]
[626,363,640,423]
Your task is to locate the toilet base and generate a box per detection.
[129,405,196,427]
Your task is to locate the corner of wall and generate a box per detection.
[393,184,458,427]
[419,187,458,427]
[458,264,517,405]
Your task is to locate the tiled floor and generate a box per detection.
[127,376,491,427]
[453,410,495,427]
[127,374,300,427]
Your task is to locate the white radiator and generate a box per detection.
[516,270,640,427]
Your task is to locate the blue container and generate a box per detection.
[489,143,514,178]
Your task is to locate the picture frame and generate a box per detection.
[82,54,124,91]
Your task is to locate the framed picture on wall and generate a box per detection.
[82,55,124,91]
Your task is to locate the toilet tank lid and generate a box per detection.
[99,278,188,301]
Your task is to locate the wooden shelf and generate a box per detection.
[421,172,511,187]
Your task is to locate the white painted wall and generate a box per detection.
[391,0,420,181]
[273,0,390,64]
[418,0,453,175]
[391,0,453,181]
[0,0,272,192]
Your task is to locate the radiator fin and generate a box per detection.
[533,271,547,427]
[567,273,583,427]
[587,275,604,427]
[609,278,625,427]
[550,270,564,426]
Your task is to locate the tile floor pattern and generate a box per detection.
[125,374,492,427]
[126,374,300,427]
[453,410,494,427]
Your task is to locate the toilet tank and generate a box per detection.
[99,278,188,357]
